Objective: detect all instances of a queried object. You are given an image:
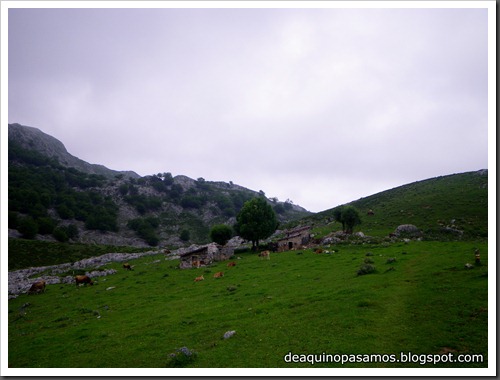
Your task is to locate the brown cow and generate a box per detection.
[194,275,204,282]
[259,250,270,260]
[123,263,133,270]
[28,280,46,294]
[75,275,93,286]
[192,261,201,268]
[213,271,224,278]
[227,261,236,267]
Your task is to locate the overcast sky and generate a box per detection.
[7,3,490,212]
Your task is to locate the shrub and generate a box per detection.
[364,257,374,264]
[180,230,190,242]
[53,227,69,242]
[274,204,285,214]
[357,263,376,276]
[127,217,160,246]
[210,224,233,246]
[166,347,197,367]
[37,217,56,235]
[9,211,19,229]
[66,224,79,239]
[18,216,38,239]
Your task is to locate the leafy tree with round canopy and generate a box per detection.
[210,224,233,246]
[235,197,278,251]
[341,206,362,234]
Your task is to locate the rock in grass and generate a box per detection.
[223,330,236,339]
[357,264,376,276]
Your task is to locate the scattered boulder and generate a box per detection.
[223,330,236,339]
[393,224,422,238]
[357,264,376,276]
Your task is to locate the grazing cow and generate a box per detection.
[28,280,46,295]
[194,275,204,282]
[75,275,93,286]
[192,260,201,268]
[123,263,133,270]
[315,248,323,254]
[213,271,224,278]
[259,250,270,260]
[227,261,236,267]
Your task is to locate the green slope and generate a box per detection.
[298,170,488,240]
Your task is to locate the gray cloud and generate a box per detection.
[7,5,490,212]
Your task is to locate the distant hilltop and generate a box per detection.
[8,123,140,179]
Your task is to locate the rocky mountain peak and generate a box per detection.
[8,123,140,179]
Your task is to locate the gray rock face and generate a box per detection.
[8,123,139,179]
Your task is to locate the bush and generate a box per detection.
[37,217,56,235]
[66,224,79,239]
[9,211,19,229]
[18,216,38,239]
[166,347,197,367]
[53,227,69,242]
[180,230,190,242]
[127,217,160,246]
[357,263,376,276]
[210,224,233,246]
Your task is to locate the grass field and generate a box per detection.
[8,239,488,369]
[8,239,153,271]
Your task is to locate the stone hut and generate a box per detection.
[179,243,234,269]
[277,226,311,252]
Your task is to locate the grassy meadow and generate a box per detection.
[300,171,488,240]
[8,240,488,368]
[8,239,153,271]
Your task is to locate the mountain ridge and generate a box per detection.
[8,123,141,180]
[8,122,311,247]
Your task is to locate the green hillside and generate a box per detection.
[296,170,488,241]
[8,137,309,249]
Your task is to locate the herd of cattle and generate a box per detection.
[191,250,274,282]
[26,263,134,295]
[193,260,238,282]
[28,273,96,294]
[26,251,274,294]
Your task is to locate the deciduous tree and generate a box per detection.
[235,197,278,250]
